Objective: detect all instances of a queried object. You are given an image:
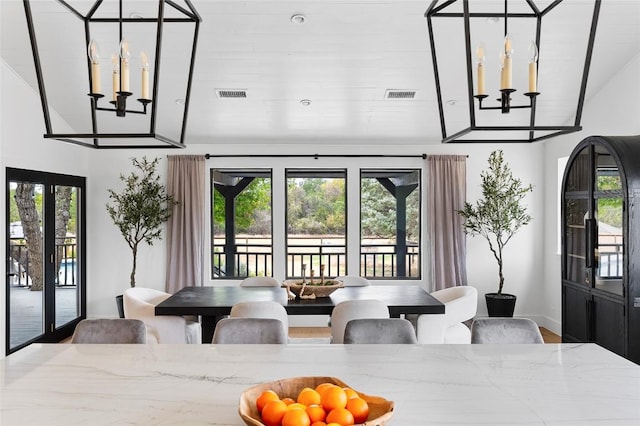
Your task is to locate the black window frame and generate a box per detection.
[210,168,273,279]
[285,168,348,279]
[359,168,422,280]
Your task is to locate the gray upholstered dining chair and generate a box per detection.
[71,318,147,344]
[212,318,287,344]
[470,317,544,344]
[343,318,418,344]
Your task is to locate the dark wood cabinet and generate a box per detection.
[562,135,640,364]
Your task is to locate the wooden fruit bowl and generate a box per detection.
[239,376,394,426]
[282,279,343,298]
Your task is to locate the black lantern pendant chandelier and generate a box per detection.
[23,0,201,149]
[425,0,601,143]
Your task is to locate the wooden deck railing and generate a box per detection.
[9,238,77,287]
[212,239,420,279]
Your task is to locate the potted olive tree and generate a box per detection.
[107,157,175,317]
[458,150,533,317]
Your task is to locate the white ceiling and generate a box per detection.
[1,0,639,146]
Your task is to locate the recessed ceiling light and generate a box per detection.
[290,14,306,24]
[446,99,457,106]
[129,12,143,19]
[300,99,311,106]
[175,99,185,105]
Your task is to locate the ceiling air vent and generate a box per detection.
[216,89,247,98]
[385,90,416,99]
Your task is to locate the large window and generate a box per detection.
[209,164,424,281]
[360,169,421,279]
[211,169,272,278]
[286,169,346,279]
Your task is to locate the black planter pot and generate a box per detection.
[115,294,125,318]
[485,293,517,317]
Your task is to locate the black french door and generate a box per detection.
[5,168,86,354]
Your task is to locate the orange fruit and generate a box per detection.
[321,386,348,411]
[298,387,322,406]
[287,402,308,411]
[342,387,358,400]
[326,423,342,426]
[256,390,279,413]
[311,422,328,426]
[326,407,355,425]
[315,382,334,396]
[346,397,369,423]
[282,408,311,426]
[306,404,327,423]
[261,399,288,426]
[282,397,296,406]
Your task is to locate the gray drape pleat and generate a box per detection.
[428,155,467,290]
[165,155,205,293]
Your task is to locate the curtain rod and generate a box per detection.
[204,153,429,159]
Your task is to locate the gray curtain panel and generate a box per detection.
[428,155,467,290]
[165,155,205,293]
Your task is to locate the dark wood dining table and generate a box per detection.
[155,285,445,343]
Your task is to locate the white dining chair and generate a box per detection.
[416,286,478,344]
[471,317,544,344]
[325,276,371,327]
[330,299,390,344]
[71,318,147,344]
[212,318,287,344]
[123,287,201,344]
[334,276,371,287]
[344,318,417,344]
[229,301,289,338]
[239,276,280,287]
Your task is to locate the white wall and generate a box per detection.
[0,60,90,356]
[541,52,640,334]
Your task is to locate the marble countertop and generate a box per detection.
[1,343,639,425]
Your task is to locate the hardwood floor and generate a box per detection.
[289,327,331,339]
[540,327,561,343]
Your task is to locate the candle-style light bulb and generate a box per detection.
[111,53,119,101]
[503,34,514,57]
[140,51,150,100]
[87,39,101,95]
[476,42,486,96]
[501,34,513,90]
[528,40,539,93]
[119,39,131,92]
[499,48,506,90]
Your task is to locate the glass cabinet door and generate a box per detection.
[564,198,590,285]
[565,147,590,192]
[594,146,624,296]
[563,146,592,286]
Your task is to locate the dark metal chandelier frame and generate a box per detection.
[23,0,201,149]
[425,0,602,143]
